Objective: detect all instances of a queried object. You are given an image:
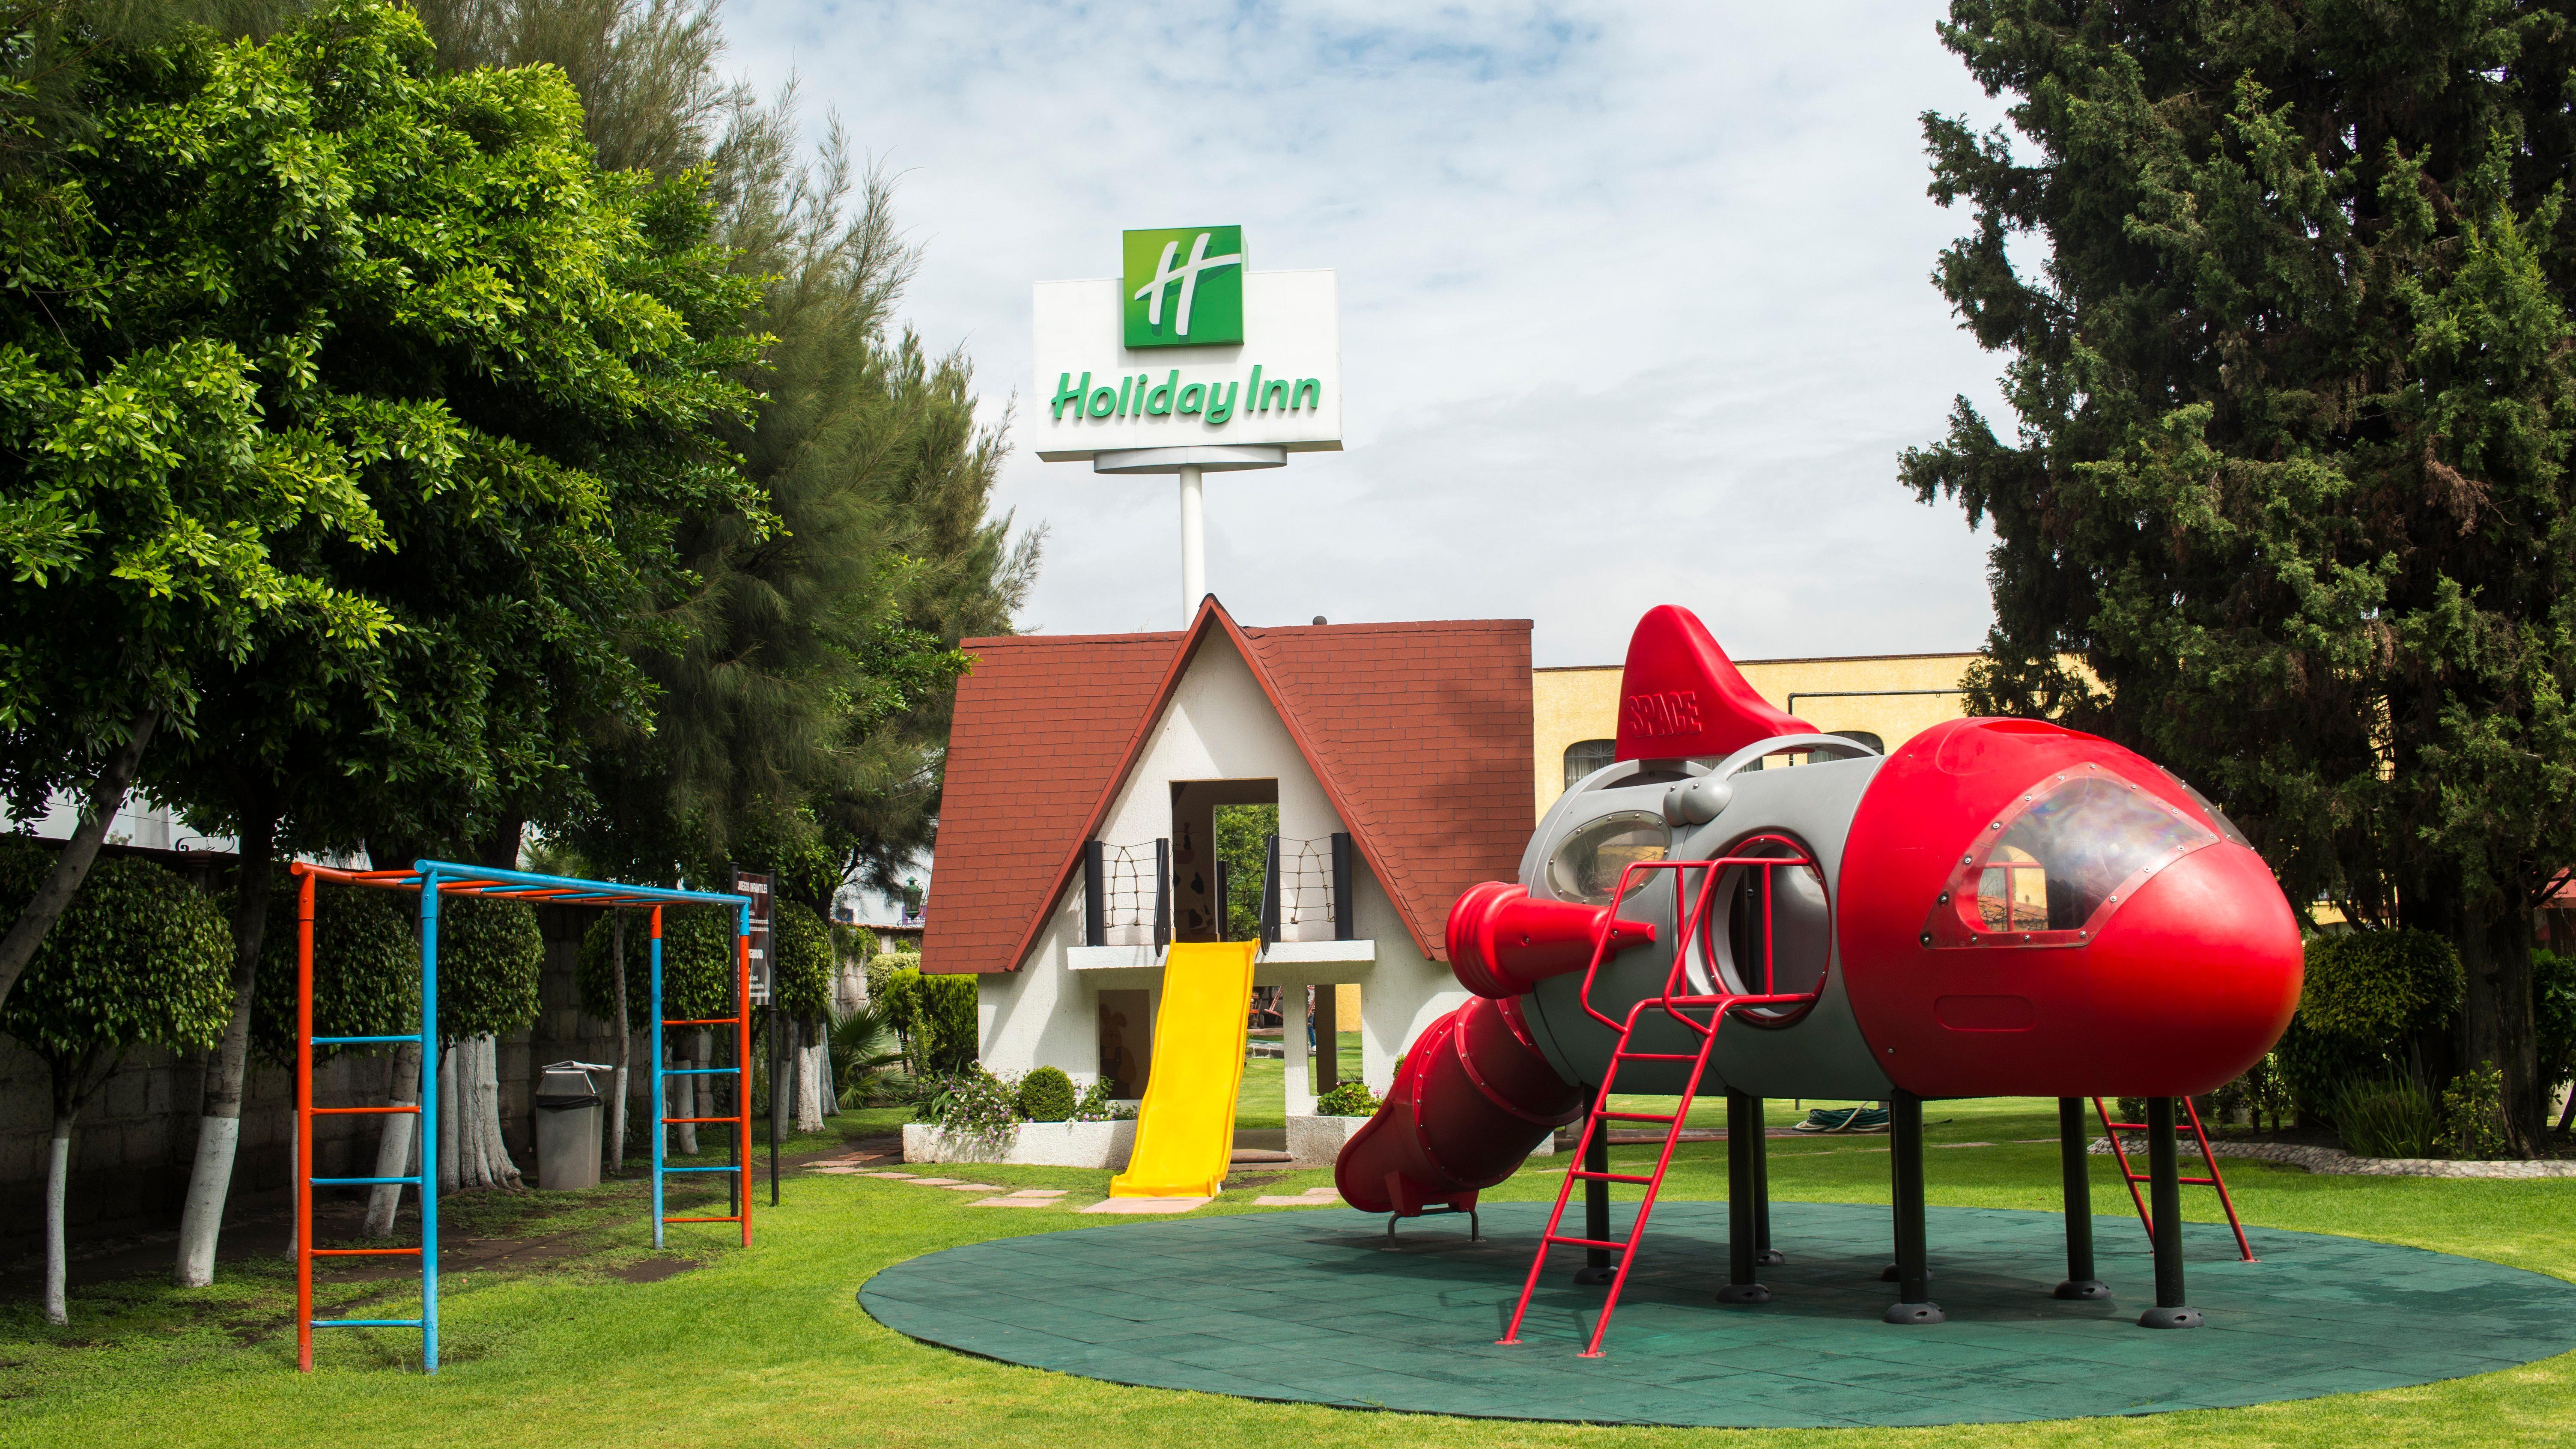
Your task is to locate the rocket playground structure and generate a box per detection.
[1330,602,2302,1351]
[861,603,2576,1429]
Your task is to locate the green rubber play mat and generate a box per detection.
[859,1201,2576,1428]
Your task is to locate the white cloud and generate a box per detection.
[720,0,2016,664]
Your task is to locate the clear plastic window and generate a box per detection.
[1547,811,1669,906]
[1929,770,2218,948]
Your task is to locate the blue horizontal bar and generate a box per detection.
[411,858,752,909]
[312,1319,425,1329]
[660,1165,742,1175]
[312,1176,422,1186]
[312,1034,422,1045]
[665,1067,741,1076]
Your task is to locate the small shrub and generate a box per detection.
[2276,929,2463,1121]
[1017,1065,1076,1122]
[912,1067,1020,1145]
[2439,1061,2511,1160]
[2535,950,2576,1111]
[878,966,976,1073]
[1069,1079,1135,1122]
[1316,1080,1381,1117]
[2212,1053,2293,1133]
[2329,1074,2441,1159]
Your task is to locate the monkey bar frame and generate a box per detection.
[290,859,752,1376]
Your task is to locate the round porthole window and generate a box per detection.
[1546,811,1670,906]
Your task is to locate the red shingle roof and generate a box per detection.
[921,599,1534,974]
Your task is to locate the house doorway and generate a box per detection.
[1168,779,1277,943]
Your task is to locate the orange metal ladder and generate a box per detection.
[1497,840,1826,1357]
[2091,1096,2254,1262]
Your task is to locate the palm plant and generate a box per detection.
[829,999,905,1108]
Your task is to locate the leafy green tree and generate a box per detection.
[27,0,776,1279]
[1906,2,2576,1149]
[0,0,397,1018]
[411,0,1037,911]
[1216,803,1277,942]
[0,838,230,1324]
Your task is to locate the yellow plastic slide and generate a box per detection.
[1109,940,1259,1199]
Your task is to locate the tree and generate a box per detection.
[57,0,772,1282]
[1905,2,2576,1150]
[0,0,397,1018]
[434,894,542,1191]
[770,896,830,1130]
[1216,802,1276,942]
[580,903,735,1152]
[410,0,1039,911]
[248,877,420,1234]
[0,838,230,1324]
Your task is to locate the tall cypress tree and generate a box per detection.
[1905,2,2576,1151]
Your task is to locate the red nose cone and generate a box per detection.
[2077,842,2303,1095]
[1838,718,2304,1099]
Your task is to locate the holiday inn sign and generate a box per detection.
[1031,225,1342,462]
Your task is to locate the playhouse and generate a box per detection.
[921,597,1532,1119]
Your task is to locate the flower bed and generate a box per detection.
[903,1118,1138,1169]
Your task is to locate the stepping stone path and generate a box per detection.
[1078,1196,1212,1215]
[1253,1186,1343,1208]
[969,1190,1070,1208]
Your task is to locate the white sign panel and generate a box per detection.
[1031,269,1342,462]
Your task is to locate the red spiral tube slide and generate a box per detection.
[1333,995,1589,1215]
[1445,881,1656,998]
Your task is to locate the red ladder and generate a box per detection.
[1498,839,1825,1358]
[2091,1096,2254,1262]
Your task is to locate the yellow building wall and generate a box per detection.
[1531,654,1980,819]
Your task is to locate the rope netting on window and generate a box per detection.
[1273,836,1335,933]
[1098,842,1162,933]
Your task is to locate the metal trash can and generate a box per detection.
[533,1061,609,1190]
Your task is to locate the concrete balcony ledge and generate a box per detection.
[1065,939,1377,974]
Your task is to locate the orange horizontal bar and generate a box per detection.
[663,1215,744,1224]
[664,1117,742,1125]
[313,1105,419,1116]
[662,1017,741,1026]
[312,1247,422,1257]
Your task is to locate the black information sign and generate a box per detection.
[730,867,774,1005]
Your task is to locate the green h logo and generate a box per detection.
[1123,226,1245,348]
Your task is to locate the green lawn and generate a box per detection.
[4,1100,2573,1447]
[1235,1029,1364,1129]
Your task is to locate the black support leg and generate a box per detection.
[1751,1096,1783,1266]
[1571,1117,1615,1286]
[1883,1090,1943,1324]
[2138,1097,2203,1329]
[1717,1091,1771,1303]
[2054,1096,2109,1301]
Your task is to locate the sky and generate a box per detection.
[719,2,2019,667]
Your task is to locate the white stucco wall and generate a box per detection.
[974,632,1455,1097]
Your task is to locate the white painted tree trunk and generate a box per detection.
[364,1041,421,1237]
[474,1035,521,1189]
[695,1030,714,1142]
[607,915,629,1177]
[795,1037,826,1133]
[669,1044,697,1155]
[817,1019,838,1117]
[437,1044,461,1193]
[44,1115,69,1325]
[173,1113,238,1287]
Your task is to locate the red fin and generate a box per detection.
[1613,605,1810,762]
